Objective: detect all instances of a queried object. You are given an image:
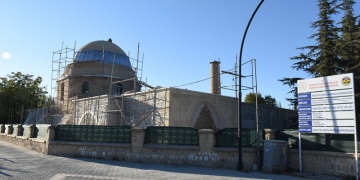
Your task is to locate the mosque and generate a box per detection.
[25,39,297,131]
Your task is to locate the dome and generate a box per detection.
[74,39,132,68]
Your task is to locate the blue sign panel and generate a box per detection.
[299,128,312,132]
[298,106,312,112]
[298,99,311,107]
[298,92,311,99]
[299,113,312,120]
[298,120,312,127]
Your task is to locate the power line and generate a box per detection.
[172,77,211,88]
[171,67,239,88]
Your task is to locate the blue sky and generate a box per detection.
[0,1,358,108]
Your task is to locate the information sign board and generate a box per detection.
[297,73,356,134]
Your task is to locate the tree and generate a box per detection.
[338,0,360,123]
[278,77,303,110]
[0,72,48,124]
[279,0,360,146]
[279,0,351,109]
[244,92,278,107]
[338,0,360,94]
[264,95,277,107]
[292,0,340,77]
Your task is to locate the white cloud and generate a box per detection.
[2,52,11,60]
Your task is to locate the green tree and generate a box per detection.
[292,0,340,77]
[0,72,48,124]
[338,0,360,122]
[264,95,277,107]
[338,0,360,93]
[278,77,303,110]
[244,92,278,107]
[279,0,348,109]
[244,92,265,105]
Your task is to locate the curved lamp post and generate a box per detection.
[238,0,265,171]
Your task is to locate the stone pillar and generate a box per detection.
[46,125,55,142]
[5,124,13,135]
[198,129,214,152]
[264,129,276,140]
[28,125,36,138]
[0,124,4,133]
[15,125,23,136]
[131,128,145,149]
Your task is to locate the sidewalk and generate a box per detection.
[0,140,345,180]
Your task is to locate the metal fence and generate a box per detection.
[54,125,132,143]
[276,129,359,152]
[215,128,263,147]
[144,126,199,145]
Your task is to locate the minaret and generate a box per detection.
[210,61,221,95]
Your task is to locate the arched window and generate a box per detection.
[82,82,89,94]
[60,83,64,101]
[114,83,123,95]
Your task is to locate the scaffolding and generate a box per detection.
[50,42,76,121]
[71,42,167,127]
[101,43,168,127]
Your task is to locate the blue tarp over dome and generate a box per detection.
[74,40,132,68]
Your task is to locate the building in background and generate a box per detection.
[24,39,297,130]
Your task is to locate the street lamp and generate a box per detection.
[238,0,265,171]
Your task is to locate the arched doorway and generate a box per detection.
[194,105,216,131]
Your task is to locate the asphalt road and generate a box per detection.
[0,141,344,180]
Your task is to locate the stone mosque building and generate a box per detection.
[25,39,297,131]
[56,39,141,115]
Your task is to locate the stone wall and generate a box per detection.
[288,149,358,178]
[167,87,297,129]
[47,128,257,170]
[122,88,168,127]
[73,95,111,125]
[0,125,258,171]
[0,124,52,154]
[34,86,296,129]
[72,88,169,126]
[0,125,358,178]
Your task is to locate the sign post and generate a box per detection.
[297,73,357,179]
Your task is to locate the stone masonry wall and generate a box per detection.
[72,88,169,127]
[288,149,358,177]
[122,88,168,127]
[47,129,257,170]
[0,125,359,178]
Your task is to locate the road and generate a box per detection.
[0,141,344,180]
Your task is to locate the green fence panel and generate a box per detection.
[215,128,263,147]
[55,125,131,143]
[144,126,199,145]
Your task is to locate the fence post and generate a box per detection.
[28,125,36,138]
[0,124,5,133]
[16,125,24,136]
[6,124,13,135]
[132,128,145,149]
[198,129,214,152]
[264,129,276,140]
[46,125,55,142]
